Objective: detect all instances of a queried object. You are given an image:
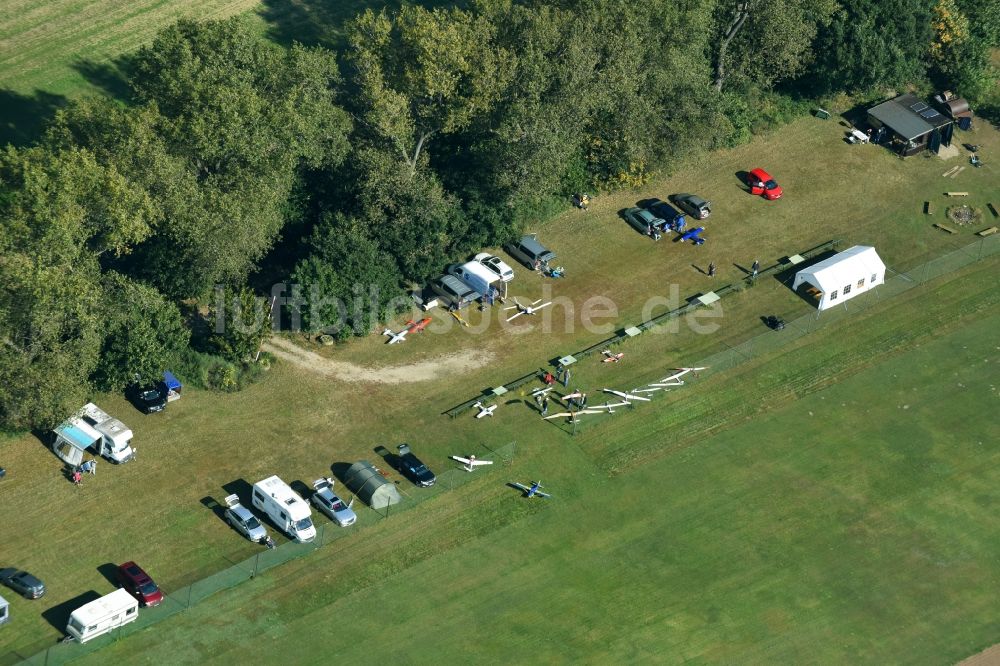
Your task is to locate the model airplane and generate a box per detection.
[451,310,470,327]
[510,480,551,498]
[603,389,651,402]
[451,454,494,472]
[543,409,602,421]
[602,350,625,363]
[383,317,432,344]
[505,298,552,321]
[654,367,706,386]
[472,401,498,418]
[678,226,706,244]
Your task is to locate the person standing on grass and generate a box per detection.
[72,469,82,486]
[751,259,759,279]
[541,396,549,416]
[561,367,571,387]
[708,262,716,277]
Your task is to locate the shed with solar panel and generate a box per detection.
[866,93,955,156]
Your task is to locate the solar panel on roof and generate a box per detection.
[920,108,941,119]
[910,101,928,112]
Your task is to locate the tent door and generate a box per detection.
[941,122,954,146]
[929,128,941,153]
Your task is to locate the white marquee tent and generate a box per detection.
[792,246,886,311]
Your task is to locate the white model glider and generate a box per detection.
[451,454,494,472]
[505,298,552,322]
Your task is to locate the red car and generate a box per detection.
[117,561,163,607]
[747,168,783,200]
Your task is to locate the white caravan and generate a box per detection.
[52,403,134,466]
[252,475,317,542]
[66,588,139,643]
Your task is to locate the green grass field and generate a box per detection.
[3,5,1000,659]
[1,108,999,661]
[63,260,1000,665]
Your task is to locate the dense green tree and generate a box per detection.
[210,286,270,363]
[291,213,404,335]
[714,0,838,92]
[806,0,935,95]
[346,5,512,176]
[92,273,189,391]
[123,17,352,298]
[0,146,112,429]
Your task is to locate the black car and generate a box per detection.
[127,382,168,414]
[646,198,686,230]
[0,568,45,599]
[395,444,436,487]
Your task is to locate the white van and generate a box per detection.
[448,261,501,298]
[66,589,139,643]
[252,475,317,542]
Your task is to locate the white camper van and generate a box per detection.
[448,261,501,299]
[52,403,134,466]
[80,404,134,463]
[252,475,317,542]
[66,588,139,644]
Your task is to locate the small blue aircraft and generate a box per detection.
[509,481,552,498]
[678,226,706,245]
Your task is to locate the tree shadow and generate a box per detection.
[71,56,135,104]
[0,89,66,147]
[256,0,467,50]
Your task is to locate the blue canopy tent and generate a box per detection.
[163,371,182,402]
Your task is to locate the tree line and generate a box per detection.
[1,0,997,430]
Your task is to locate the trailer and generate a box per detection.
[0,593,9,626]
[251,475,317,542]
[66,589,139,644]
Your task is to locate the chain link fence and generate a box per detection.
[10,442,517,665]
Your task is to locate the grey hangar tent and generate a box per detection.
[343,461,402,509]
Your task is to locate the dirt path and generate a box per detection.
[263,336,493,384]
[957,644,1000,666]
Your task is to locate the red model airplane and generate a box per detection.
[383,317,433,344]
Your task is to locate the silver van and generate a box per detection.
[505,234,556,269]
[430,275,478,309]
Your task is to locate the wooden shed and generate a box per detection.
[867,93,955,156]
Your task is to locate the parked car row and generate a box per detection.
[427,235,560,310]
[620,172,783,242]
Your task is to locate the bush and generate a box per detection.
[174,348,269,393]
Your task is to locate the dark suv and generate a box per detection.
[126,382,168,414]
[117,561,163,607]
[505,234,556,270]
[395,444,436,487]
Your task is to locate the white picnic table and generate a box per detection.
[848,128,869,144]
